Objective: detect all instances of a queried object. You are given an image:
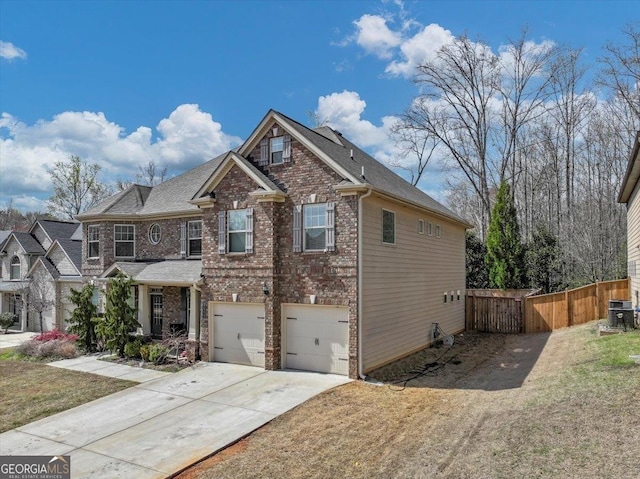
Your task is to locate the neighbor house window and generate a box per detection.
[148,223,161,245]
[228,209,248,253]
[418,219,425,234]
[304,203,327,251]
[188,220,202,256]
[114,224,135,258]
[435,224,441,238]
[10,256,20,280]
[427,222,433,236]
[270,137,284,164]
[382,209,395,245]
[88,225,100,258]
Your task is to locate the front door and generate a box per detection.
[151,289,163,339]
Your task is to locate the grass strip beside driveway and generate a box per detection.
[0,359,136,433]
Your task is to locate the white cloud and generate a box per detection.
[0,41,27,60]
[0,105,242,211]
[353,14,402,59]
[385,24,455,77]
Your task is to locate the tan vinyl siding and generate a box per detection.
[627,178,640,307]
[49,246,77,276]
[361,195,466,372]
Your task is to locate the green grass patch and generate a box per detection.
[0,359,136,432]
[587,328,640,368]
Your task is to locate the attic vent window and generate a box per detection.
[148,223,161,245]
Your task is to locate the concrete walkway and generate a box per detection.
[48,355,171,383]
[0,362,351,478]
[0,331,35,350]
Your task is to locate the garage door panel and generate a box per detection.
[284,305,349,376]
[211,303,265,368]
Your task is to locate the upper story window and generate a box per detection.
[418,219,425,234]
[148,223,161,245]
[427,222,433,236]
[293,203,335,253]
[188,220,202,257]
[10,256,20,280]
[270,137,284,164]
[435,224,442,238]
[114,224,135,258]
[382,209,396,245]
[218,209,253,254]
[259,133,291,166]
[88,225,100,258]
[304,204,328,251]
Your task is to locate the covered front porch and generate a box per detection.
[0,281,28,332]
[99,261,202,343]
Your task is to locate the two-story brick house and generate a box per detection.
[78,110,471,378]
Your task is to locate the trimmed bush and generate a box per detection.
[0,312,16,333]
[124,340,142,359]
[33,329,79,343]
[139,344,151,362]
[148,344,169,365]
[16,339,78,359]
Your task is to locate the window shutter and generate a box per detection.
[218,210,226,255]
[245,207,254,254]
[259,138,269,166]
[283,134,292,162]
[293,205,302,253]
[326,202,335,251]
[180,223,186,258]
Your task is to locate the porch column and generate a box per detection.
[20,294,28,331]
[138,284,150,335]
[0,293,3,314]
[188,286,200,341]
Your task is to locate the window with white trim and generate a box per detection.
[88,225,100,258]
[188,220,202,257]
[10,256,20,280]
[435,224,442,238]
[304,204,328,251]
[259,134,292,166]
[114,225,135,258]
[228,209,248,253]
[427,222,433,236]
[148,223,161,245]
[382,209,395,245]
[270,137,284,164]
[418,219,425,234]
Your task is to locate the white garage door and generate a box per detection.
[210,303,265,367]
[283,304,349,376]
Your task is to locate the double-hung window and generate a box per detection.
[259,134,292,166]
[188,220,202,257]
[382,209,395,245]
[10,256,20,280]
[88,225,100,258]
[114,225,135,258]
[293,202,335,252]
[304,204,327,251]
[270,137,284,164]
[228,209,248,253]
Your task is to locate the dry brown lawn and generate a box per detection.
[177,323,640,479]
[0,360,136,432]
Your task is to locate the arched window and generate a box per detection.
[10,256,20,280]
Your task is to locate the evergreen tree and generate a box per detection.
[68,283,98,351]
[466,231,489,288]
[98,273,139,357]
[485,181,526,289]
[526,226,563,293]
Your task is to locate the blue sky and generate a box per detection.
[1,0,637,213]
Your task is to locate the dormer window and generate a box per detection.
[270,137,284,164]
[10,256,20,280]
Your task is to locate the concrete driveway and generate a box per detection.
[0,331,35,350]
[0,362,350,478]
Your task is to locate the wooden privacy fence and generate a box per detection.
[466,278,631,334]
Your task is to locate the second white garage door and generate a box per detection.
[210,302,265,367]
[283,304,349,376]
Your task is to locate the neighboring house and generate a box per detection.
[77,110,471,378]
[0,219,82,331]
[618,131,640,308]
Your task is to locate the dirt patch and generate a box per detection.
[175,323,640,479]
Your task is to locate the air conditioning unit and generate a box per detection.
[609,299,632,309]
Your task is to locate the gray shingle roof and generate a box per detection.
[37,220,79,241]
[11,232,45,255]
[38,257,60,279]
[277,112,468,225]
[70,224,83,241]
[102,260,202,285]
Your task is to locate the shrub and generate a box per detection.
[124,340,142,359]
[33,329,79,343]
[16,339,78,359]
[0,312,16,333]
[139,344,151,362]
[147,344,169,365]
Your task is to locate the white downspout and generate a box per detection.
[358,188,373,380]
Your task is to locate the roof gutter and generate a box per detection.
[358,187,373,380]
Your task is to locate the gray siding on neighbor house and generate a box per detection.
[361,194,466,372]
[31,223,52,250]
[49,245,77,276]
